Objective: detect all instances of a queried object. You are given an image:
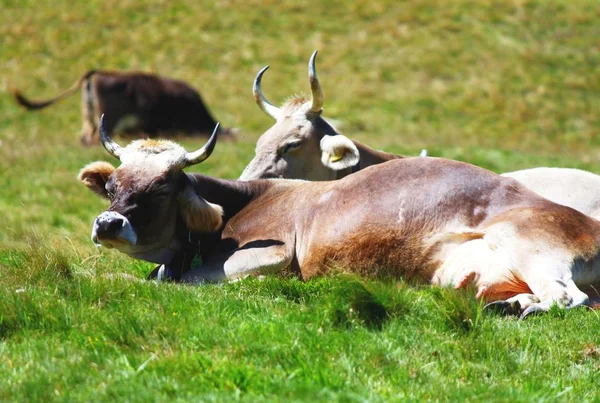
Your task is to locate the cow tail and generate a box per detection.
[11,70,98,110]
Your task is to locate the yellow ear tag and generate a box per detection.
[330,154,344,163]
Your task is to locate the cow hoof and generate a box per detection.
[146,265,162,280]
[157,265,169,282]
[519,304,548,320]
[484,300,521,316]
[151,265,176,283]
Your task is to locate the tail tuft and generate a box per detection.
[11,88,55,110]
[10,70,95,111]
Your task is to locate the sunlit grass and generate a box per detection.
[1,0,600,400]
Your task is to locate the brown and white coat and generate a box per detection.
[242,52,600,229]
[80,118,600,318]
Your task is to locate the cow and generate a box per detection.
[239,51,401,181]
[78,115,600,318]
[502,168,600,220]
[12,70,236,145]
[241,53,600,228]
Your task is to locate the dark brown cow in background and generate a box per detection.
[12,70,237,145]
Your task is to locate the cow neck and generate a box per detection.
[185,173,271,221]
[354,140,403,168]
[177,173,277,265]
[165,174,267,278]
[166,214,200,281]
[335,141,404,180]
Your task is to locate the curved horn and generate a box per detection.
[99,114,123,159]
[308,50,324,114]
[253,65,281,120]
[184,123,219,167]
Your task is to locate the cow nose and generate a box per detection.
[94,211,125,239]
[91,211,138,247]
[98,216,124,236]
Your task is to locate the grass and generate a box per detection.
[1,0,600,400]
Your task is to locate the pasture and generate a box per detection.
[2,0,600,400]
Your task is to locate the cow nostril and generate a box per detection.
[107,217,124,232]
[96,216,124,237]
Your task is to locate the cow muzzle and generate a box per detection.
[91,211,138,248]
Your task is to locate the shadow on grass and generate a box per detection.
[323,274,410,331]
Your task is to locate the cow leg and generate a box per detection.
[435,222,592,318]
[518,279,590,319]
[181,243,293,285]
[484,294,539,316]
[482,250,591,318]
[431,238,530,302]
[80,78,97,145]
[469,220,593,317]
[486,278,591,319]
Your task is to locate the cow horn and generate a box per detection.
[253,65,281,120]
[99,114,123,159]
[308,50,324,114]
[184,123,219,167]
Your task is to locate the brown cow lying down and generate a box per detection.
[12,70,236,145]
[243,52,600,226]
[79,117,600,318]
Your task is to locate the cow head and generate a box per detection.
[239,51,359,181]
[78,115,223,264]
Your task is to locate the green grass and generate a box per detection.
[1,0,600,400]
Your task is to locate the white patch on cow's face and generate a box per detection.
[90,210,181,264]
[92,211,137,247]
[119,139,189,171]
[111,242,180,265]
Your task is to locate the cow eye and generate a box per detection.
[154,190,170,199]
[282,141,302,154]
[149,183,170,199]
[105,184,116,200]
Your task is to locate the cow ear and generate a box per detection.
[178,185,224,233]
[319,134,360,170]
[78,161,115,199]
